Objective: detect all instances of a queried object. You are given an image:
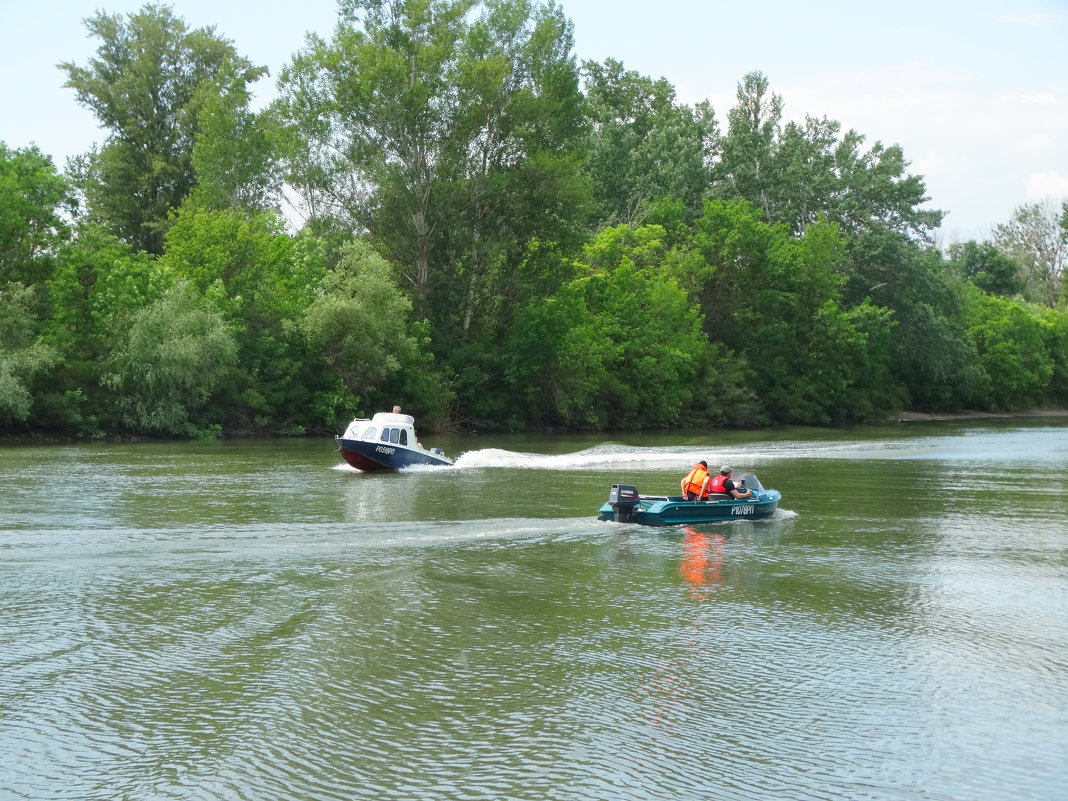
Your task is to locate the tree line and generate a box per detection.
[2,0,1067,438]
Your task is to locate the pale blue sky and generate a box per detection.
[3,0,1066,243]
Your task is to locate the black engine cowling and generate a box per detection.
[607,484,639,522]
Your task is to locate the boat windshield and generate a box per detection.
[361,426,376,440]
[735,472,764,491]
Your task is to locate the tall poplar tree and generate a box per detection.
[715,72,942,242]
[278,0,476,313]
[276,0,589,327]
[60,4,266,254]
[583,58,718,227]
[715,72,782,220]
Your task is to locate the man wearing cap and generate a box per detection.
[709,465,753,499]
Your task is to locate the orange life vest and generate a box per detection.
[682,464,710,498]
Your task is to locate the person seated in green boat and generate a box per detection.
[710,465,753,499]
[681,460,712,500]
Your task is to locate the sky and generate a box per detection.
[2,0,1067,245]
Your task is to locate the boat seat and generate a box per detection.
[706,493,731,500]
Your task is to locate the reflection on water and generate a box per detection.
[1,421,1067,800]
[639,527,727,740]
[679,527,725,590]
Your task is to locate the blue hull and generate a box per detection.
[336,437,453,471]
[597,491,781,526]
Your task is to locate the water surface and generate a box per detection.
[2,421,1066,799]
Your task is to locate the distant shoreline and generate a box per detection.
[3,409,1068,445]
[891,409,1068,422]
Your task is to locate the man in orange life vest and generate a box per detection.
[709,465,753,499]
[680,460,711,500]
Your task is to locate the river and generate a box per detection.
[2,420,1066,800]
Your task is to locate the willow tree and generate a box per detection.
[102,281,237,436]
[276,0,589,328]
[60,4,266,254]
[0,283,57,426]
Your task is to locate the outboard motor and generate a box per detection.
[607,484,640,523]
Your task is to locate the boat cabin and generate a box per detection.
[342,412,419,448]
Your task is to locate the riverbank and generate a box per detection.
[891,409,1068,422]
[4,409,1068,445]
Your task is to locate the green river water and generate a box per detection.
[2,420,1066,800]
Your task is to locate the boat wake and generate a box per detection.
[334,423,1067,473]
[451,443,739,471]
[337,440,913,472]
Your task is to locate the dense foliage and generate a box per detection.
[2,0,1067,438]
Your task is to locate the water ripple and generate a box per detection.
[3,427,1067,800]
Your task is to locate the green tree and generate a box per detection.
[445,0,591,338]
[582,58,718,227]
[993,201,1067,307]
[714,72,942,242]
[1039,304,1068,404]
[715,72,782,220]
[822,132,942,241]
[103,281,237,436]
[0,144,72,286]
[41,222,164,432]
[160,204,323,432]
[60,4,266,253]
[844,226,980,410]
[278,0,478,310]
[505,224,725,428]
[964,288,1053,409]
[677,200,901,423]
[0,283,56,425]
[947,240,1023,297]
[277,0,589,327]
[577,225,703,426]
[189,63,283,213]
[765,114,839,236]
[300,239,431,418]
[504,289,612,427]
[0,145,79,429]
[161,206,307,317]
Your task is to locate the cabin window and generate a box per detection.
[380,428,390,442]
[399,430,408,446]
[362,427,376,440]
[390,428,400,444]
